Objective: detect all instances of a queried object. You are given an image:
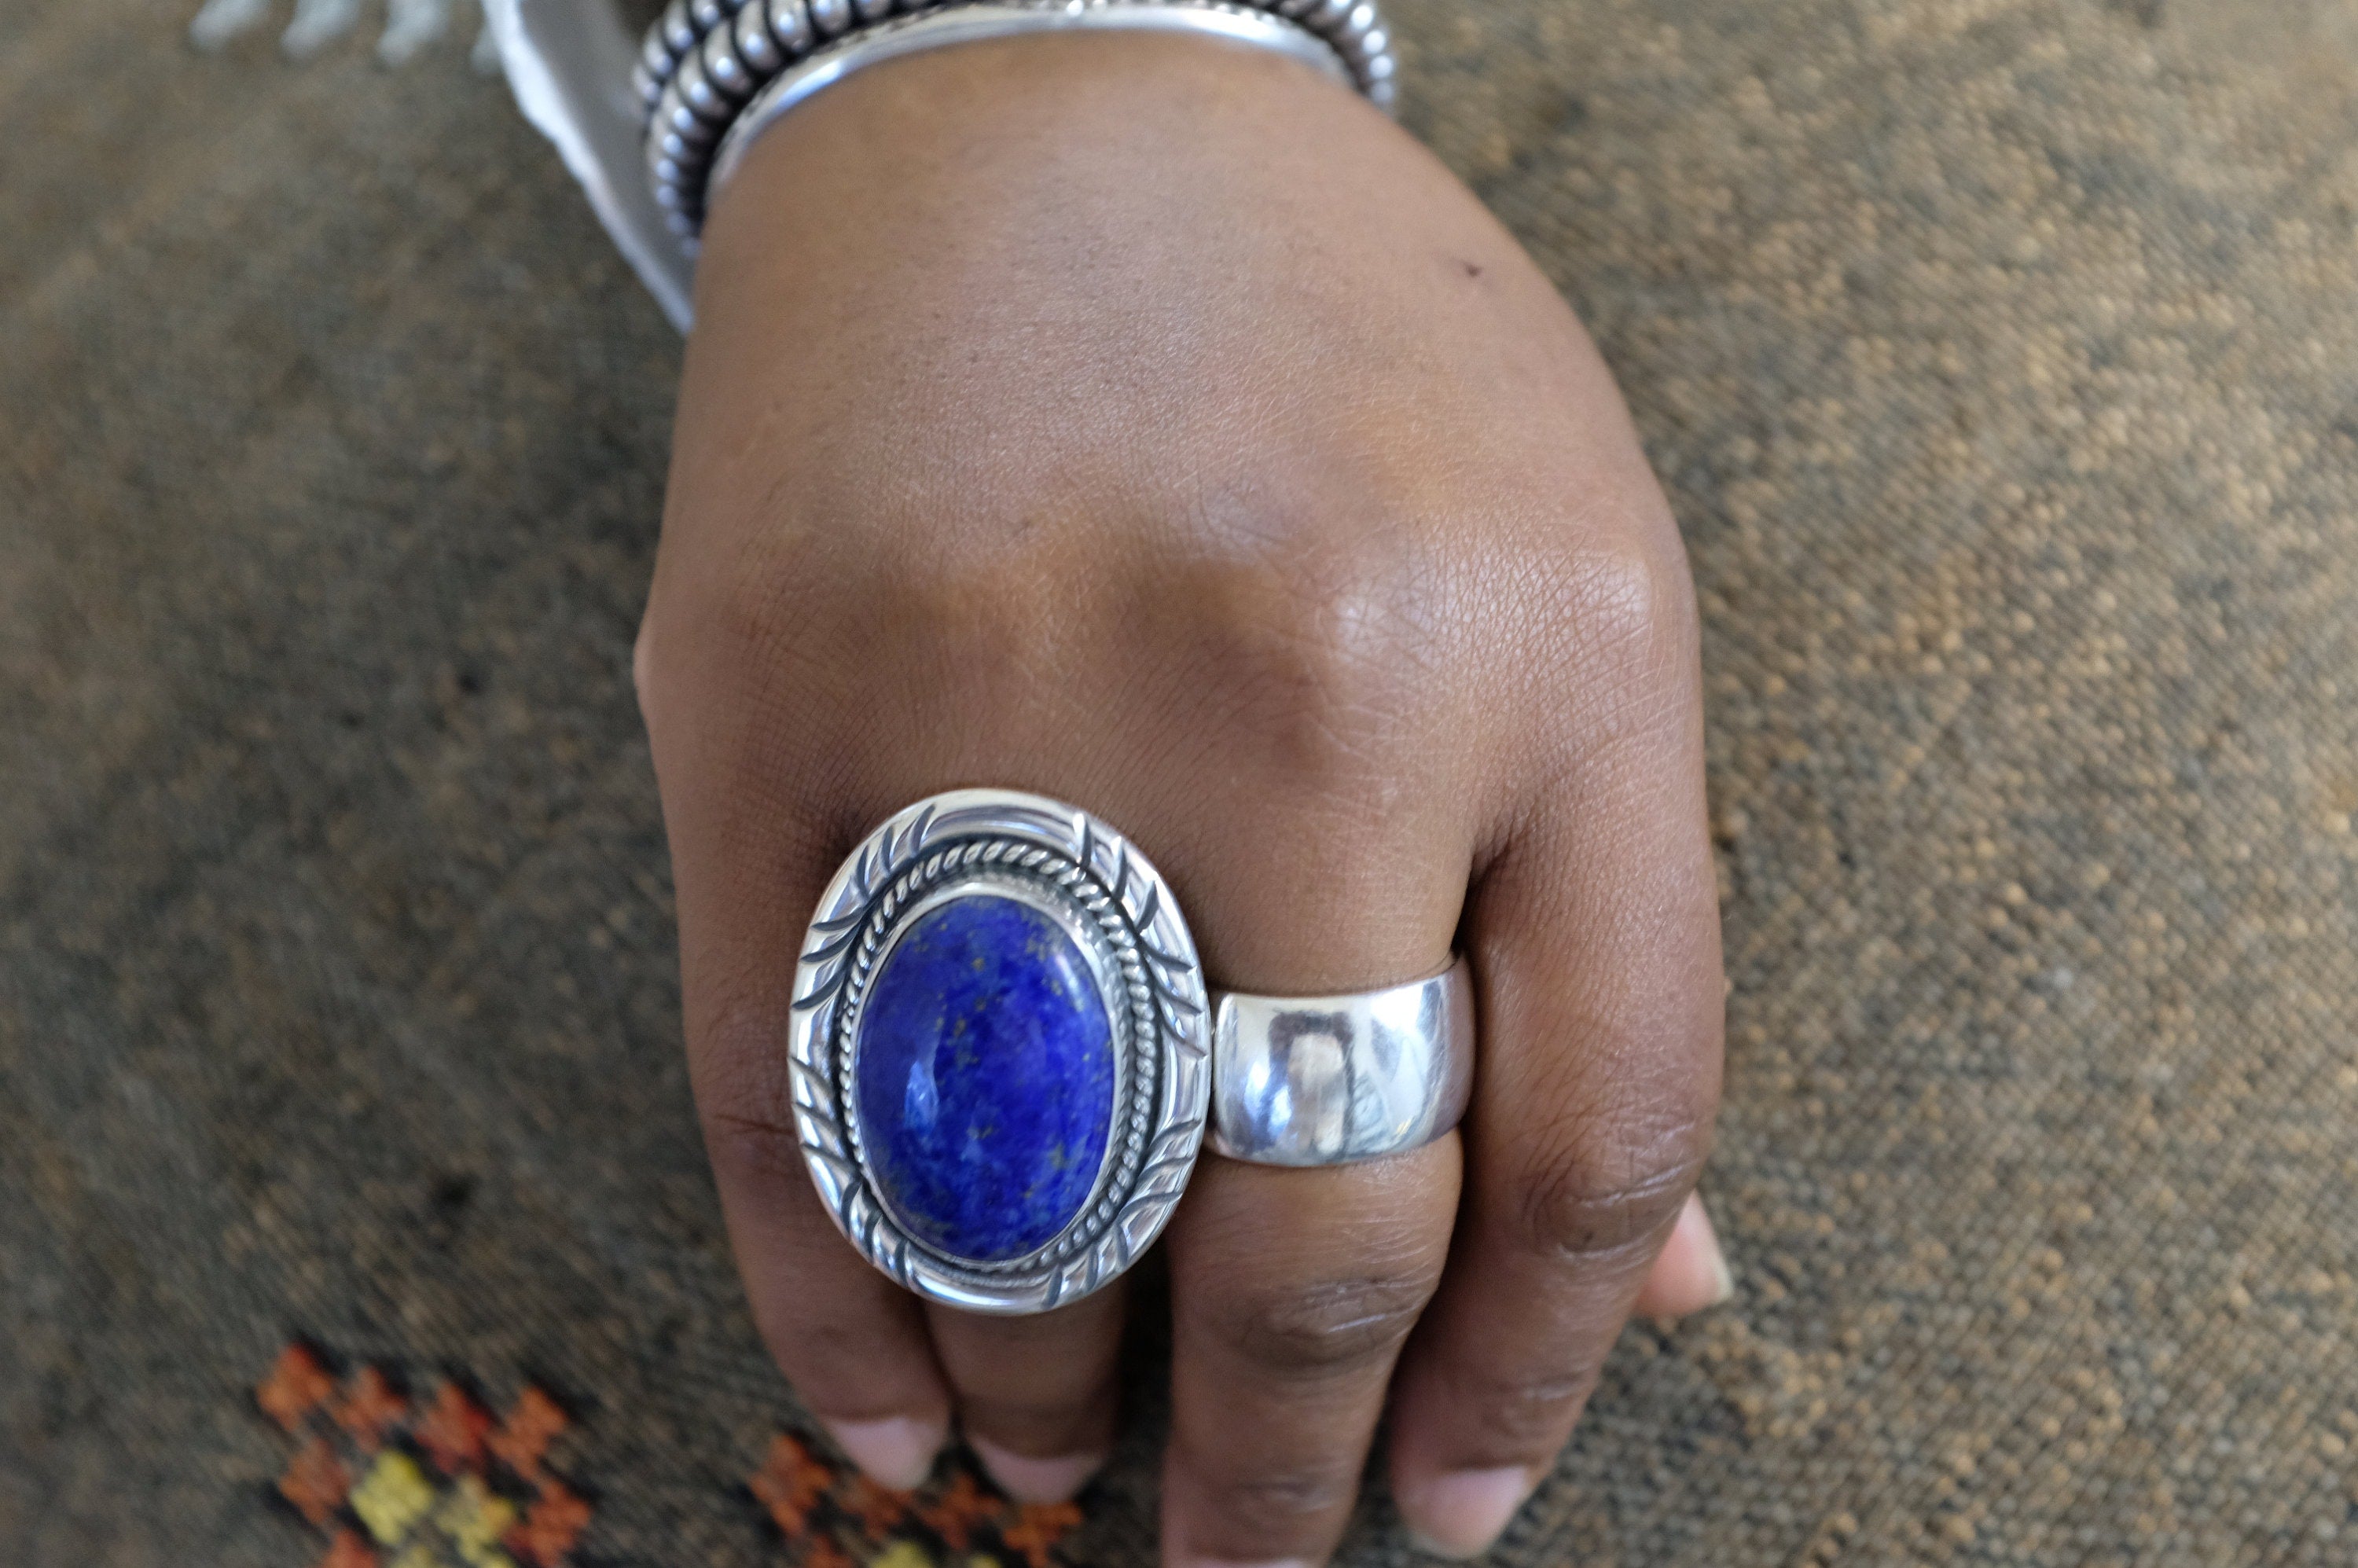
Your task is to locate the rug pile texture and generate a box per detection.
[3,1,2355,1562]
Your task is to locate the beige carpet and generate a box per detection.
[3,0,2355,1562]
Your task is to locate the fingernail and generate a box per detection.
[823,1415,945,1490]
[1399,1465,1531,1559]
[1635,1194,1737,1319]
[1707,1245,1735,1306]
[1690,1195,1735,1306]
[968,1434,1104,1505]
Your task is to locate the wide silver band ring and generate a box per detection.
[791,789,1472,1313]
[1210,958,1474,1166]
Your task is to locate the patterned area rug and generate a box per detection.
[3,1,2355,1563]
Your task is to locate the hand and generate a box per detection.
[637,31,1727,1564]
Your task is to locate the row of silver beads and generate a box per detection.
[638,0,1396,240]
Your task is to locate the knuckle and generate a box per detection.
[1588,542,1680,641]
[1514,1121,1712,1269]
[744,1290,922,1412]
[1544,539,1699,702]
[692,995,810,1189]
[699,1104,806,1190]
[758,1306,870,1375]
[1216,1271,1438,1375]
[639,564,854,758]
[1189,1453,1363,1533]
[1451,1363,1600,1452]
[1180,542,1440,787]
[892,558,1050,714]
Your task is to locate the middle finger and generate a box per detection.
[927,1287,1129,1504]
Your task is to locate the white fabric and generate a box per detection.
[485,0,697,329]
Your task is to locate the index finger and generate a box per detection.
[637,622,954,1490]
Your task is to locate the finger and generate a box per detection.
[639,633,953,1490]
[1151,795,1474,1568]
[926,1287,1127,1504]
[1163,1144,1460,1567]
[701,1092,952,1488]
[1629,1192,1734,1320]
[1387,597,1723,1558]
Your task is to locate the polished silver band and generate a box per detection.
[640,0,1398,239]
[1210,957,1474,1166]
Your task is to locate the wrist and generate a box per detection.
[674,28,1439,535]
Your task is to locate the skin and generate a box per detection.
[637,31,1726,1566]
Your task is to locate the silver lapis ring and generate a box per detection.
[789,788,1474,1315]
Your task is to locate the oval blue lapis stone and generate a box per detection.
[854,894,1118,1263]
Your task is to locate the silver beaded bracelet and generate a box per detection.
[635,0,1398,241]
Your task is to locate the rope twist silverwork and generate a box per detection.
[789,791,1210,1315]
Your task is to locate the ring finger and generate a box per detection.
[926,1287,1129,1504]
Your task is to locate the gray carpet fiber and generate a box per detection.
[4,0,2356,1562]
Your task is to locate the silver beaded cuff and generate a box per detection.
[637,0,1398,241]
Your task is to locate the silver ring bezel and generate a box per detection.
[789,788,1210,1315]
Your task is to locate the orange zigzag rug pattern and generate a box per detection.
[255,1342,590,1568]
[747,1433,1084,1568]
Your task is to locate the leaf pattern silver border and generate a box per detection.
[788,789,1210,1315]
